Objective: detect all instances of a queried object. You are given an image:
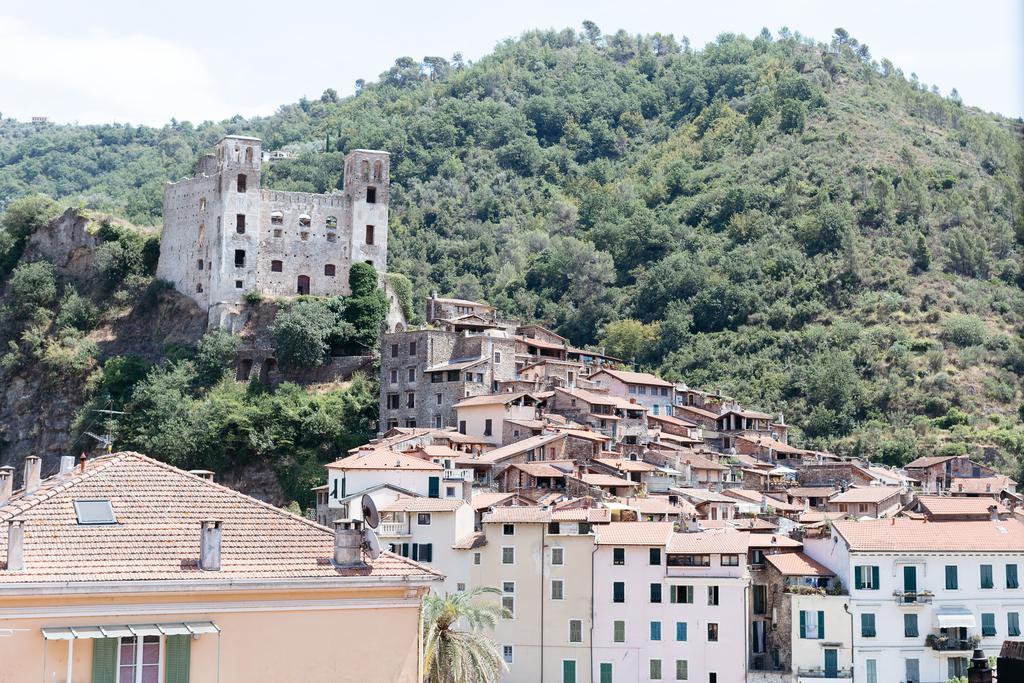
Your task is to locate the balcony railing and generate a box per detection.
[444,468,473,481]
[893,590,934,605]
[927,636,975,651]
[796,667,852,679]
[378,521,411,537]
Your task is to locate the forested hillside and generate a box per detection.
[1,24,1023,478]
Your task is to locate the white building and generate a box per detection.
[324,450,459,518]
[377,496,474,595]
[804,518,1024,683]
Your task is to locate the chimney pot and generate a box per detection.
[78,453,87,473]
[199,520,222,571]
[988,505,999,522]
[6,520,25,571]
[334,519,365,568]
[59,456,75,478]
[0,467,13,505]
[24,456,41,494]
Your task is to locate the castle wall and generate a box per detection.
[157,173,219,309]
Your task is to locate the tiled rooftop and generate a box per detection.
[379,497,466,512]
[327,450,443,471]
[0,452,441,584]
[595,522,674,546]
[833,518,1024,552]
[765,551,835,576]
[828,486,902,504]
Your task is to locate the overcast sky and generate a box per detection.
[1,0,1021,126]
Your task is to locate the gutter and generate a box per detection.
[540,523,545,683]
[843,601,855,682]
[590,539,598,682]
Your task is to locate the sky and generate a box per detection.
[1,0,1022,126]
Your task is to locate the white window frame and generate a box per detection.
[118,635,164,683]
[568,619,583,643]
[502,595,515,619]
[503,523,515,536]
[552,579,564,600]
[552,547,564,565]
[502,580,516,594]
[502,644,514,664]
[417,513,431,525]
[502,546,515,565]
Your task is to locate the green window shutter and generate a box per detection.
[799,610,806,638]
[871,566,880,590]
[945,565,958,590]
[854,566,863,589]
[818,611,825,639]
[91,638,118,683]
[562,659,576,683]
[1008,563,1019,589]
[165,634,191,683]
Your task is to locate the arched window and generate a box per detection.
[324,264,336,277]
[360,160,370,177]
[298,213,311,227]
[199,197,207,212]
[271,260,283,272]
[236,174,247,193]
[198,223,205,245]
[373,160,383,181]
[325,216,337,230]
[297,275,310,295]
[271,211,283,225]
[245,147,253,163]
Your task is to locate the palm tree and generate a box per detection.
[422,587,510,683]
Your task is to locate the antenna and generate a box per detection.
[361,494,380,529]
[363,528,382,560]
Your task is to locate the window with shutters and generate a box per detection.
[552,547,564,565]
[650,621,662,641]
[982,612,996,637]
[670,585,694,603]
[981,564,994,589]
[752,585,767,614]
[502,546,514,564]
[946,565,959,590]
[854,565,879,590]
[650,583,662,603]
[861,613,876,637]
[484,419,492,436]
[116,636,160,683]
[1009,612,1021,637]
[675,621,688,641]
[675,660,688,681]
[650,547,661,565]
[562,660,576,683]
[613,620,625,643]
[613,547,625,565]
[707,585,719,605]
[650,659,663,680]
[551,579,564,600]
[905,658,920,683]
[417,513,431,526]
[904,613,919,638]
[800,610,825,639]
[613,581,625,603]
[568,619,582,643]
[1007,563,1019,589]
[164,634,191,683]
[600,663,613,683]
[866,659,878,683]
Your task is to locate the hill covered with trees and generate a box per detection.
[1,24,1023,479]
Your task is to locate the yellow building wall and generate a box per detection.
[0,586,426,683]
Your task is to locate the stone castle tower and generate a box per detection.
[157,136,390,326]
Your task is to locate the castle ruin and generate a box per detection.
[157,136,390,327]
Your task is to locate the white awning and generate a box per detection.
[936,611,976,629]
[42,622,219,640]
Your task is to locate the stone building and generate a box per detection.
[157,135,389,326]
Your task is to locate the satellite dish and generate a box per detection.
[363,528,382,560]
[361,494,380,529]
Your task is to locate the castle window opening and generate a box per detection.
[236,214,246,233]
[326,216,337,230]
[245,147,254,163]
[324,264,336,277]
[234,249,246,267]
[235,280,243,289]
[199,198,207,211]
[196,283,203,293]
[273,228,283,238]
[297,275,310,295]
[271,260,283,273]
[326,233,337,242]
[300,232,309,241]
[364,260,374,267]
[299,213,311,227]
[197,259,204,270]
[366,187,376,203]
[373,160,383,181]
[271,211,284,225]
[361,160,370,177]
[198,223,205,244]
[365,225,375,245]
[237,174,247,193]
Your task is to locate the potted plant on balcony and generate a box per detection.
[968,634,982,648]
[925,633,940,649]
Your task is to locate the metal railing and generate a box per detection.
[796,667,852,678]
[893,590,934,604]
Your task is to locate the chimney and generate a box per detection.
[189,470,215,482]
[968,648,993,683]
[0,467,13,505]
[23,456,41,494]
[79,453,87,473]
[199,520,222,571]
[59,456,75,478]
[988,505,999,522]
[6,520,24,571]
[334,519,365,568]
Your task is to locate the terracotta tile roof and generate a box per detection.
[591,368,674,388]
[766,552,835,577]
[671,487,736,504]
[788,487,838,499]
[515,335,566,351]
[453,391,539,408]
[470,492,517,511]
[833,518,1024,552]
[721,489,803,512]
[667,530,751,554]
[379,497,466,512]
[554,427,612,442]
[676,405,720,419]
[735,435,804,455]
[555,386,644,412]
[648,413,698,428]
[701,517,779,532]
[828,486,902,504]
[621,496,696,515]
[481,507,552,523]
[915,496,1009,518]
[508,462,571,478]
[466,433,565,464]
[595,458,656,473]
[677,453,729,471]
[904,455,957,469]
[580,473,637,488]
[425,357,487,372]
[451,532,487,550]
[596,522,674,546]
[746,534,802,549]
[798,511,848,524]
[552,507,612,523]
[327,450,443,471]
[430,296,492,308]
[412,444,463,458]
[0,452,441,584]
[949,476,1017,494]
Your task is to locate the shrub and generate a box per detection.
[194,329,241,386]
[385,272,415,322]
[55,287,98,332]
[940,315,986,347]
[1,194,59,240]
[270,299,339,369]
[243,289,264,305]
[778,99,806,133]
[7,261,57,317]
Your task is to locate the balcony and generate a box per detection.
[893,589,934,605]
[796,667,852,679]
[926,635,976,652]
[378,521,411,537]
[444,468,473,481]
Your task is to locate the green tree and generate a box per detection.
[600,319,661,365]
[422,587,510,683]
[8,261,57,317]
[270,299,339,369]
[911,232,931,272]
[778,99,806,133]
[194,329,242,386]
[1,194,59,240]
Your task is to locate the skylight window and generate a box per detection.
[74,500,117,525]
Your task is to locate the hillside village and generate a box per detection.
[2,133,1023,682]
